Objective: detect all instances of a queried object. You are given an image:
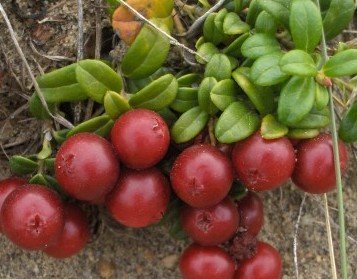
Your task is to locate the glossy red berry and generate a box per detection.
[106,168,170,228]
[180,244,235,279]
[180,198,239,246]
[111,109,170,169]
[236,192,264,237]
[44,203,90,258]
[234,241,282,279]
[0,184,64,250]
[170,144,233,208]
[232,132,295,191]
[55,133,120,203]
[0,177,27,233]
[292,133,348,194]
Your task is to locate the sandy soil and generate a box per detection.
[0,1,356,278]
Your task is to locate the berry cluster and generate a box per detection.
[0,107,347,278]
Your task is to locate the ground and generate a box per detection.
[0,1,356,278]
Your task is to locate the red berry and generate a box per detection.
[0,177,27,233]
[170,144,233,208]
[234,241,282,279]
[44,203,90,258]
[0,184,64,250]
[111,109,170,169]
[106,168,170,228]
[55,133,120,203]
[180,198,239,246]
[180,244,235,279]
[236,192,264,237]
[232,132,295,191]
[292,133,348,194]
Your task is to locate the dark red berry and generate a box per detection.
[180,198,239,246]
[106,168,170,228]
[171,144,233,208]
[292,133,348,194]
[0,184,64,250]
[236,192,264,237]
[234,241,282,279]
[55,133,120,203]
[0,177,27,233]
[111,109,170,169]
[180,244,235,279]
[44,203,90,258]
[232,132,295,191]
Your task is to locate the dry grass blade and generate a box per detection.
[293,193,306,279]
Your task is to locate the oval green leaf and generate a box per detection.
[280,50,318,77]
[171,107,209,143]
[177,73,202,87]
[287,128,320,139]
[339,101,357,143]
[76,59,123,103]
[255,11,278,35]
[9,156,38,175]
[104,91,131,119]
[129,74,178,110]
[210,79,241,111]
[289,107,330,129]
[204,54,232,81]
[198,77,219,115]
[203,13,226,45]
[196,42,220,64]
[222,33,250,58]
[170,87,199,113]
[315,84,329,110]
[257,0,290,29]
[241,33,280,59]
[250,52,289,86]
[278,76,316,125]
[323,49,357,77]
[223,12,250,35]
[290,0,322,53]
[261,114,288,139]
[67,114,112,137]
[215,101,260,143]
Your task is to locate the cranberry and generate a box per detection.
[232,132,295,191]
[292,133,348,194]
[111,109,170,169]
[106,168,170,228]
[0,177,27,233]
[170,144,233,208]
[180,244,235,279]
[180,198,239,246]
[236,192,264,237]
[234,241,282,279]
[0,184,64,250]
[55,133,120,203]
[44,203,90,258]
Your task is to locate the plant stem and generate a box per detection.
[317,1,348,278]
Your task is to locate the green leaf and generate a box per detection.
[323,0,355,40]
[44,158,55,172]
[223,12,250,35]
[250,52,289,86]
[129,74,178,110]
[104,91,131,119]
[127,67,171,93]
[198,77,219,115]
[210,79,241,111]
[203,13,226,45]
[323,49,357,77]
[204,54,232,81]
[95,119,114,138]
[289,107,330,129]
[171,107,209,143]
[157,108,178,127]
[290,0,322,53]
[67,114,112,137]
[339,101,357,143]
[255,11,278,35]
[232,68,276,115]
[214,8,229,33]
[215,101,260,143]
[29,174,48,186]
[37,139,52,160]
[121,22,170,79]
[287,128,320,139]
[261,114,288,139]
[241,33,280,59]
[76,60,123,103]
[315,84,329,110]
[36,63,78,88]
[36,85,88,103]
[257,0,290,29]
[246,0,262,26]
[170,88,199,113]
[177,73,202,87]
[280,50,318,77]
[278,76,316,125]
[52,129,69,144]
[222,33,250,58]
[9,156,38,175]
[196,42,220,64]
